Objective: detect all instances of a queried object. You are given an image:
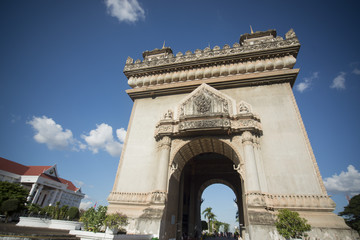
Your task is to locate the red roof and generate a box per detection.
[0,157,79,192]
[59,178,79,191]
[0,157,29,175]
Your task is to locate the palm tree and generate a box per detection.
[202,207,216,232]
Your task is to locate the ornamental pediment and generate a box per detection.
[155,84,262,140]
[178,83,234,118]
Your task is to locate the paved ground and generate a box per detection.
[0,222,79,239]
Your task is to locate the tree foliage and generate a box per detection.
[80,205,107,232]
[0,181,28,213]
[1,199,19,222]
[339,194,360,234]
[27,202,80,220]
[104,212,128,232]
[0,181,28,220]
[275,209,311,239]
[68,206,80,220]
[202,207,216,232]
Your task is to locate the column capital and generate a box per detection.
[241,131,254,145]
[158,136,171,149]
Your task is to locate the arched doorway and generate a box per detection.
[200,183,238,235]
[161,138,246,240]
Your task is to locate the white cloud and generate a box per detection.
[28,116,75,150]
[80,201,94,210]
[74,180,85,188]
[82,123,126,157]
[352,68,360,75]
[104,0,145,23]
[295,72,319,93]
[324,165,360,196]
[116,128,127,142]
[330,72,346,90]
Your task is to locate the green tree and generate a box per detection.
[1,199,19,222]
[223,222,230,232]
[80,205,107,232]
[339,194,360,234]
[104,212,128,232]
[59,205,69,219]
[275,209,311,239]
[202,207,216,232]
[0,181,28,213]
[68,207,80,220]
[213,220,222,232]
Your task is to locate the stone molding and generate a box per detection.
[126,69,299,100]
[245,192,336,211]
[107,191,167,205]
[169,137,244,181]
[127,55,297,89]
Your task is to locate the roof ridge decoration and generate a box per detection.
[124,29,300,90]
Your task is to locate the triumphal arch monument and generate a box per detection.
[108,29,357,239]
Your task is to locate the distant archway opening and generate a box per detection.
[200,183,239,235]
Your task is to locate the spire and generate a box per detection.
[162,41,166,49]
[250,25,254,34]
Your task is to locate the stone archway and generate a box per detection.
[198,179,243,235]
[160,137,246,240]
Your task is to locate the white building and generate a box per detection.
[0,157,85,208]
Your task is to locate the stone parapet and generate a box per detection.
[123,29,300,93]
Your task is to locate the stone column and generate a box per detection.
[27,183,38,202]
[32,184,43,204]
[242,131,261,192]
[253,136,268,192]
[56,190,63,204]
[157,136,171,192]
[49,189,59,206]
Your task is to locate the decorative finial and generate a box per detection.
[162,41,166,49]
[250,25,254,34]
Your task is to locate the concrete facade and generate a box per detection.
[108,29,358,239]
[0,157,84,208]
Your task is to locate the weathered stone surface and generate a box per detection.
[108,29,359,240]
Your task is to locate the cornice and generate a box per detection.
[126,69,299,100]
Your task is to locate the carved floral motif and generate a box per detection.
[194,94,211,114]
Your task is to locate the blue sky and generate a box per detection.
[1,0,359,232]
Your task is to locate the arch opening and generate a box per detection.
[162,138,246,240]
[200,183,239,236]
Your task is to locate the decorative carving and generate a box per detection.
[242,131,254,144]
[233,164,245,178]
[126,56,134,64]
[244,193,336,211]
[108,191,166,205]
[163,109,173,119]
[179,119,230,131]
[179,84,231,117]
[194,94,211,114]
[124,29,299,73]
[158,136,171,149]
[285,28,296,39]
[239,101,251,114]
